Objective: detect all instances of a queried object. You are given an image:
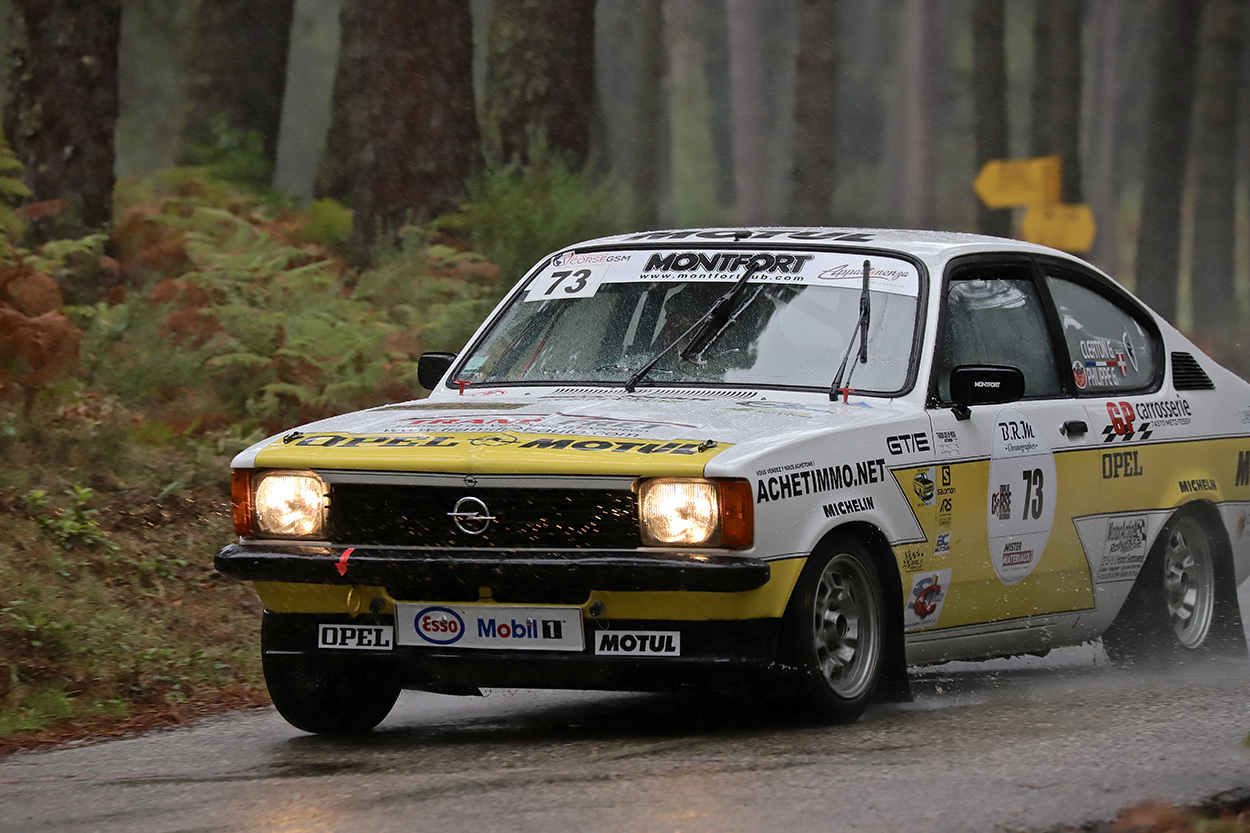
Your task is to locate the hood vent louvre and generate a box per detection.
[548,387,758,400]
[1171,352,1214,391]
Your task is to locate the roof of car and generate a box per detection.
[575,227,1081,264]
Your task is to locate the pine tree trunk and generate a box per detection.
[314,0,364,203]
[727,0,767,225]
[3,0,120,231]
[664,0,719,226]
[349,1,479,258]
[789,0,837,225]
[899,0,940,229]
[1085,0,1126,275]
[1135,0,1203,322]
[180,0,295,178]
[972,0,1011,237]
[1190,0,1243,335]
[1030,1,1083,202]
[629,0,665,229]
[482,0,595,167]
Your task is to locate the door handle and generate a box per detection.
[1061,420,1088,436]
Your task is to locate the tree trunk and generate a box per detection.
[180,0,295,179]
[349,1,479,257]
[789,0,837,225]
[899,0,940,229]
[314,0,363,203]
[1085,0,1126,275]
[664,0,719,226]
[1030,1,1083,202]
[1135,0,1204,322]
[628,0,665,228]
[1190,0,1243,334]
[726,0,767,225]
[972,0,1011,237]
[482,0,595,167]
[3,0,120,231]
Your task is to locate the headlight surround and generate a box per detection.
[249,470,328,539]
[637,478,753,549]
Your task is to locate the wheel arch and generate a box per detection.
[794,520,912,701]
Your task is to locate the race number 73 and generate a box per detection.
[1020,468,1044,519]
[545,269,591,295]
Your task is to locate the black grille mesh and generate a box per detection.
[329,483,639,548]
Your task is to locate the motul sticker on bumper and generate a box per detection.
[594,630,681,656]
[394,603,584,651]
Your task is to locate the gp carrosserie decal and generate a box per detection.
[904,569,952,631]
[987,409,1056,585]
[755,458,886,504]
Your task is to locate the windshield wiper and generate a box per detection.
[624,262,764,392]
[829,259,872,401]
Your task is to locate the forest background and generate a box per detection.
[0,0,1247,744]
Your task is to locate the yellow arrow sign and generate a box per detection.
[973,155,1062,208]
[1020,203,1096,252]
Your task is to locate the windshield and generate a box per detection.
[455,248,923,393]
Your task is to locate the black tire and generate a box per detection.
[1103,509,1247,666]
[780,535,886,722]
[262,626,401,735]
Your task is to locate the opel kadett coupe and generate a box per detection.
[217,228,1250,733]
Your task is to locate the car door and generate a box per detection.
[924,255,1100,633]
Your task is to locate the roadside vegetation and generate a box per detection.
[0,137,625,748]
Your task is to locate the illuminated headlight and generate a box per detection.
[251,471,327,539]
[637,478,753,549]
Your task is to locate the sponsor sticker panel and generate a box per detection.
[594,631,681,656]
[396,604,584,652]
[987,408,1056,585]
[905,569,952,631]
[318,624,393,650]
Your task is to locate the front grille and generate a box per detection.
[329,483,640,549]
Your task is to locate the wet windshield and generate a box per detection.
[455,248,922,394]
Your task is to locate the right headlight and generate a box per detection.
[238,470,328,539]
[637,478,753,549]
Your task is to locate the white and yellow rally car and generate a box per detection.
[218,228,1250,733]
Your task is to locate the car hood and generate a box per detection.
[234,391,921,477]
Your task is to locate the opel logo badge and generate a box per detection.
[449,496,495,535]
[470,433,519,447]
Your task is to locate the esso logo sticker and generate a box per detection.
[414,606,465,645]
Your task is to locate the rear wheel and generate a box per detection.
[262,619,401,735]
[782,536,885,722]
[1103,510,1245,665]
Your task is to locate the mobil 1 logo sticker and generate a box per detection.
[988,408,1056,585]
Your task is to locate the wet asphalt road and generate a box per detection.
[2,595,1250,833]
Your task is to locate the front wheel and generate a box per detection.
[262,619,401,735]
[781,537,886,722]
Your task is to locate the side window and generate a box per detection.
[1045,269,1157,394]
[936,265,1062,401]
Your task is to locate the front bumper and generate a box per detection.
[216,542,771,593]
[262,611,783,692]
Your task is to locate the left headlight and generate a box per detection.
[234,470,328,539]
[637,478,753,549]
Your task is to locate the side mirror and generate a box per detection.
[417,352,456,390]
[949,364,1025,407]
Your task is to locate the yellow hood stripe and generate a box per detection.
[252,431,728,476]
